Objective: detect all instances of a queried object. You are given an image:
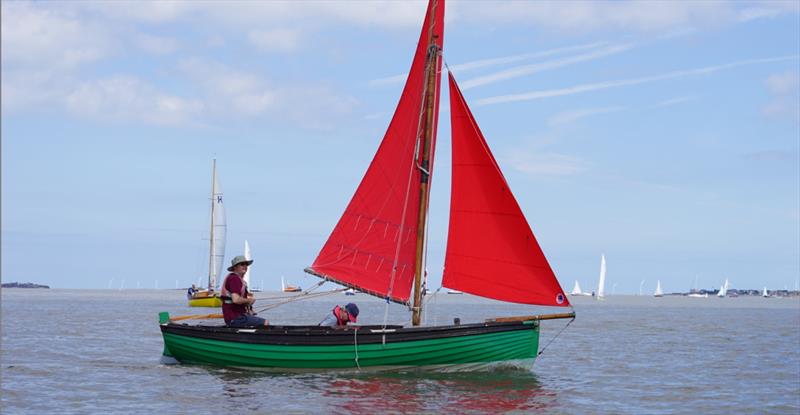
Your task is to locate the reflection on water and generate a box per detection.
[323,370,553,413]
[201,366,555,413]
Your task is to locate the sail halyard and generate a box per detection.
[442,72,570,307]
[305,0,444,306]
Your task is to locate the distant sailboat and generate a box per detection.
[570,281,591,296]
[687,292,708,298]
[717,278,729,298]
[188,159,226,307]
[243,240,257,291]
[762,287,770,298]
[571,280,583,295]
[654,280,663,297]
[244,240,252,286]
[596,254,606,299]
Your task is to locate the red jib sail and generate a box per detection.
[306,0,444,304]
[443,72,569,307]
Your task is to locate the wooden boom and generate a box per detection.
[486,312,576,323]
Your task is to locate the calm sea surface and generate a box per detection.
[2,288,799,414]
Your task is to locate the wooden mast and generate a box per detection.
[412,0,440,326]
[208,158,217,291]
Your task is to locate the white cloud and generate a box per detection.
[177,58,278,116]
[453,1,731,32]
[65,76,203,125]
[70,1,193,24]
[1,2,112,69]
[765,70,800,95]
[548,106,626,126]
[737,7,783,22]
[175,58,357,128]
[505,151,587,177]
[249,28,302,52]
[762,71,800,123]
[745,149,799,163]
[135,33,180,55]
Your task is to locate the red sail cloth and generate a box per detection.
[308,0,444,304]
[443,73,569,307]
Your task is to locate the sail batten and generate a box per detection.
[442,73,569,307]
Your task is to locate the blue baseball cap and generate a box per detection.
[344,303,359,322]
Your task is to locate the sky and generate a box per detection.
[2,0,799,294]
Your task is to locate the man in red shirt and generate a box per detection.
[220,255,268,327]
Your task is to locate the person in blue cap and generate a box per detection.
[319,303,359,327]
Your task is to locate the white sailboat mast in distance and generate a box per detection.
[597,254,606,298]
[243,240,251,287]
[718,278,729,297]
[571,280,583,295]
[654,280,664,297]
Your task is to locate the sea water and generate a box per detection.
[2,289,799,414]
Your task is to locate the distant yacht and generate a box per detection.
[717,278,729,298]
[243,240,252,287]
[447,289,463,295]
[596,254,606,299]
[570,280,591,296]
[687,292,708,298]
[654,280,663,297]
[344,288,356,296]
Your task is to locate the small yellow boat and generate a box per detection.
[188,291,222,307]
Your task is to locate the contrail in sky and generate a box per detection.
[368,41,610,87]
[476,55,799,106]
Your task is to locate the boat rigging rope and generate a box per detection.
[535,307,576,360]
[353,328,361,370]
[253,280,340,314]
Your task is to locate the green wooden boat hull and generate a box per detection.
[159,316,540,371]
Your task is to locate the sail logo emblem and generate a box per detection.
[217,196,223,204]
[556,293,565,304]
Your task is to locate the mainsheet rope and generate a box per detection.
[253,280,339,314]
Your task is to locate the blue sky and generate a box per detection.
[2,0,798,294]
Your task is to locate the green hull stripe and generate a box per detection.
[163,327,539,368]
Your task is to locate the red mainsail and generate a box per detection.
[443,73,569,307]
[306,0,444,304]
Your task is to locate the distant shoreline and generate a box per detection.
[1,282,50,289]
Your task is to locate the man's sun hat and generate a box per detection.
[344,303,359,322]
[227,255,254,271]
